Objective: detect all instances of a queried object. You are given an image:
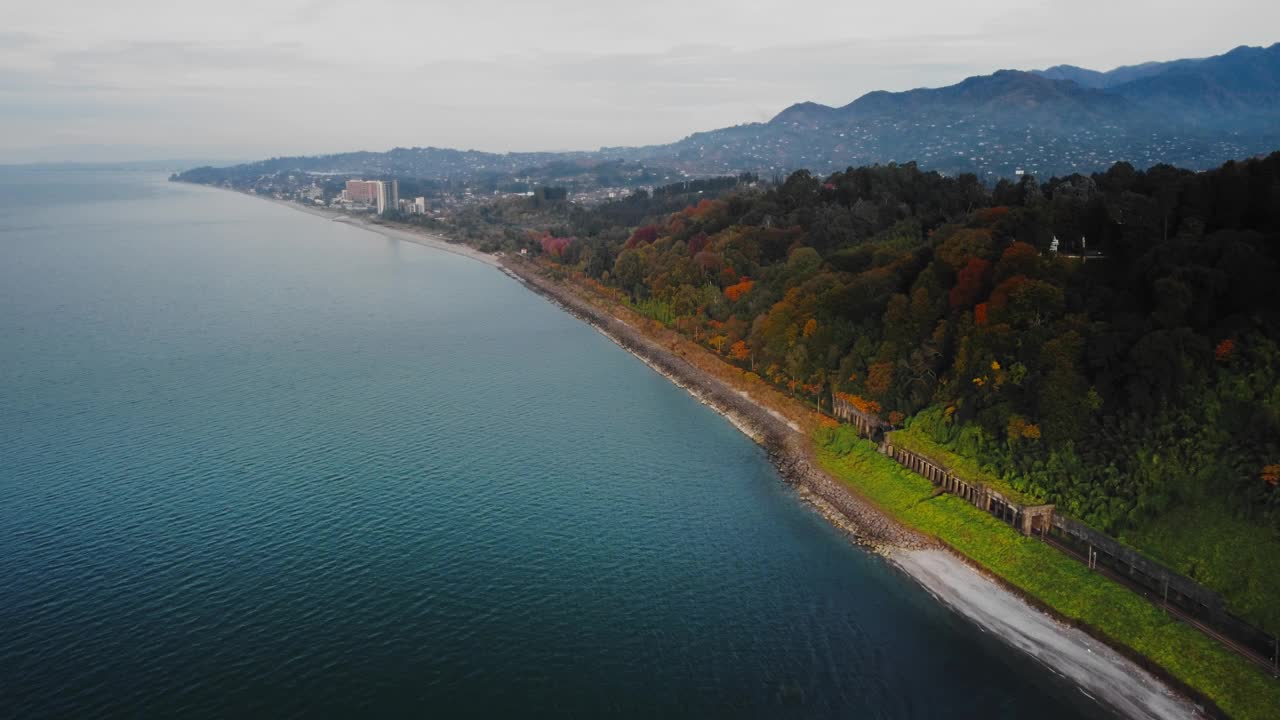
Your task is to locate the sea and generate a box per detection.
[0,168,1114,718]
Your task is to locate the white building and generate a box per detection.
[373,179,399,215]
[398,196,428,215]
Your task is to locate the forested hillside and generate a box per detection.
[487,155,1280,629]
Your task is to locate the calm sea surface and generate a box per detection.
[0,169,1112,718]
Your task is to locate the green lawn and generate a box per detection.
[815,426,1280,720]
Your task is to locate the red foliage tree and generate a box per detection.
[624,225,659,249]
[974,302,990,326]
[949,257,991,309]
[973,206,1010,227]
[686,198,725,220]
[540,234,573,258]
[688,232,710,255]
[1215,339,1236,363]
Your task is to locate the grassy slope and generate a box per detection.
[891,416,1280,639]
[887,426,1043,506]
[1122,503,1280,637]
[815,427,1280,720]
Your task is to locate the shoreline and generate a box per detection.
[258,193,505,268]
[241,192,1206,720]
[496,257,1205,720]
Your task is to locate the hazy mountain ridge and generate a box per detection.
[1035,58,1194,89]
[177,146,596,182]
[1112,43,1280,127]
[776,43,1280,130]
[177,43,1280,186]
[773,70,1138,129]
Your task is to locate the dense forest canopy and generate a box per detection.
[506,156,1280,542]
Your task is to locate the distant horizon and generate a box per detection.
[3,39,1275,167]
[5,39,1275,168]
[4,0,1277,164]
[9,34,1275,174]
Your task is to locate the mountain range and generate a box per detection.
[179,42,1280,187]
[1038,43,1280,127]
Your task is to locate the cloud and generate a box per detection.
[0,31,41,48]
[1,0,1278,162]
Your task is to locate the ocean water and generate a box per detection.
[0,169,1112,718]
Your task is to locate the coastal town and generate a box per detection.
[200,161,698,222]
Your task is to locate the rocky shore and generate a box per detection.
[497,259,934,550]
[251,194,1206,720]
[495,258,1206,720]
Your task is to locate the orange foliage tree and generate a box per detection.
[724,279,755,302]
[834,391,882,416]
[865,361,895,400]
[1262,464,1280,487]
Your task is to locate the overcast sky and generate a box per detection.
[3,0,1277,163]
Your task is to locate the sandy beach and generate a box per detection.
[264,197,503,268]
[258,192,1206,720]
[894,549,1202,720]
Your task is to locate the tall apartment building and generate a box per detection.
[374,179,399,215]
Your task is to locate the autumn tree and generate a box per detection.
[949,257,991,310]
[724,278,755,302]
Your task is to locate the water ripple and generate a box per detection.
[0,171,1113,720]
